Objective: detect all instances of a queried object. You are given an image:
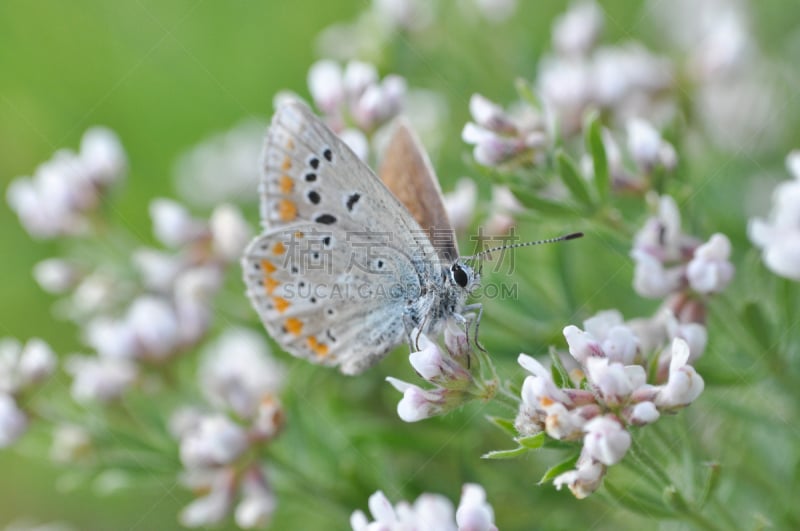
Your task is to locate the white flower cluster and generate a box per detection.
[632,195,734,302]
[515,310,705,498]
[304,59,406,159]
[749,151,800,281]
[462,94,548,168]
[387,326,495,423]
[55,198,252,403]
[0,338,57,447]
[538,1,674,136]
[7,128,127,239]
[351,483,497,531]
[173,329,285,528]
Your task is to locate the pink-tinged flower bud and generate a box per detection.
[210,204,252,262]
[585,357,646,406]
[626,400,660,425]
[395,382,445,423]
[455,483,497,531]
[469,94,516,133]
[308,60,344,115]
[562,325,602,364]
[627,118,663,172]
[343,61,378,100]
[583,415,631,465]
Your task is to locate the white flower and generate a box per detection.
[626,401,660,426]
[308,60,344,114]
[33,258,79,294]
[389,379,446,422]
[132,248,183,292]
[126,296,180,360]
[179,414,248,468]
[631,250,684,298]
[84,317,137,360]
[686,233,734,293]
[582,415,631,465]
[173,266,223,345]
[749,151,800,280]
[0,338,57,394]
[563,310,639,365]
[50,424,92,463]
[149,198,205,248]
[0,393,28,447]
[339,128,369,161]
[553,455,605,499]
[179,470,234,527]
[653,338,704,409]
[409,334,470,386]
[79,127,127,185]
[585,357,646,406]
[552,0,604,57]
[65,355,137,403]
[199,328,285,418]
[455,483,497,531]
[235,469,277,529]
[209,204,252,262]
[626,118,666,172]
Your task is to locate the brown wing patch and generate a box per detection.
[379,119,459,262]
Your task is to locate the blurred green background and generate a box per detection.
[2,0,800,529]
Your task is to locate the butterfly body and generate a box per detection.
[242,102,477,374]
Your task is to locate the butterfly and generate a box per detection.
[241,101,481,375]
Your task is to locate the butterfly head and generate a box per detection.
[448,261,480,294]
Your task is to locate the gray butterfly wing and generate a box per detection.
[242,102,441,374]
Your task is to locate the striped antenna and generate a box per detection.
[466,232,583,261]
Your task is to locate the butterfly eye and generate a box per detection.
[451,264,469,288]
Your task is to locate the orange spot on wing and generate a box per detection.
[294,231,304,239]
[273,296,290,313]
[286,138,295,150]
[278,175,294,194]
[285,317,303,336]
[260,259,277,274]
[277,199,297,221]
[281,155,292,171]
[307,336,329,357]
[264,277,280,295]
[273,241,286,255]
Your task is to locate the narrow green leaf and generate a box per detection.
[549,347,571,389]
[516,432,546,449]
[515,78,541,110]
[481,446,530,459]
[510,186,577,218]
[556,150,593,208]
[699,461,721,508]
[741,301,772,350]
[538,453,580,484]
[604,481,675,518]
[486,415,518,437]
[585,115,609,202]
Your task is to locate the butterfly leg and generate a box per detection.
[459,303,486,353]
[402,311,425,352]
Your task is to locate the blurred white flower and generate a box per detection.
[749,151,800,280]
[179,469,235,528]
[33,259,80,294]
[563,310,639,365]
[372,0,434,32]
[50,424,92,463]
[443,179,478,233]
[149,198,206,248]
[179,414,249,468]
[0,337,57,394]
[351,484,496,531]
[653,338,705,409]
[552,0,603,56]
[132,248,183,292]
[626,118,677,173]
[6,127,126,238]
[686,233,735,293]
[582,415,631,465]
[387,378,446,422]
[65,355,137,403]
[209,204,252,262]
[174,266,223,346]
[126,296,180,360]
[234,469,277,529]
[174,119,265,207]
[199,328,285,419]
[0,393,28,447]
[553,455,605,499]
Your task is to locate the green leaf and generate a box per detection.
[482,446,530,459]
[486,415,518,437]
[556,150,593,208]
[516,432,546,449]
[538,453,580,484]
[698,461,721,508]
[515,78,541,110]
[604,481,675,518]
[549,347,571,389]
[510,186,577,218]
[741,301,772,350]
[585,114,609,202]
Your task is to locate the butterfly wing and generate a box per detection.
[379,119,459,263]
[242,102,440,374]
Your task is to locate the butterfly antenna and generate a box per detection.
[466,232,584,263]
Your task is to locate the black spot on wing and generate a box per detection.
[315,214,337,225]
[346,193,361,212]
